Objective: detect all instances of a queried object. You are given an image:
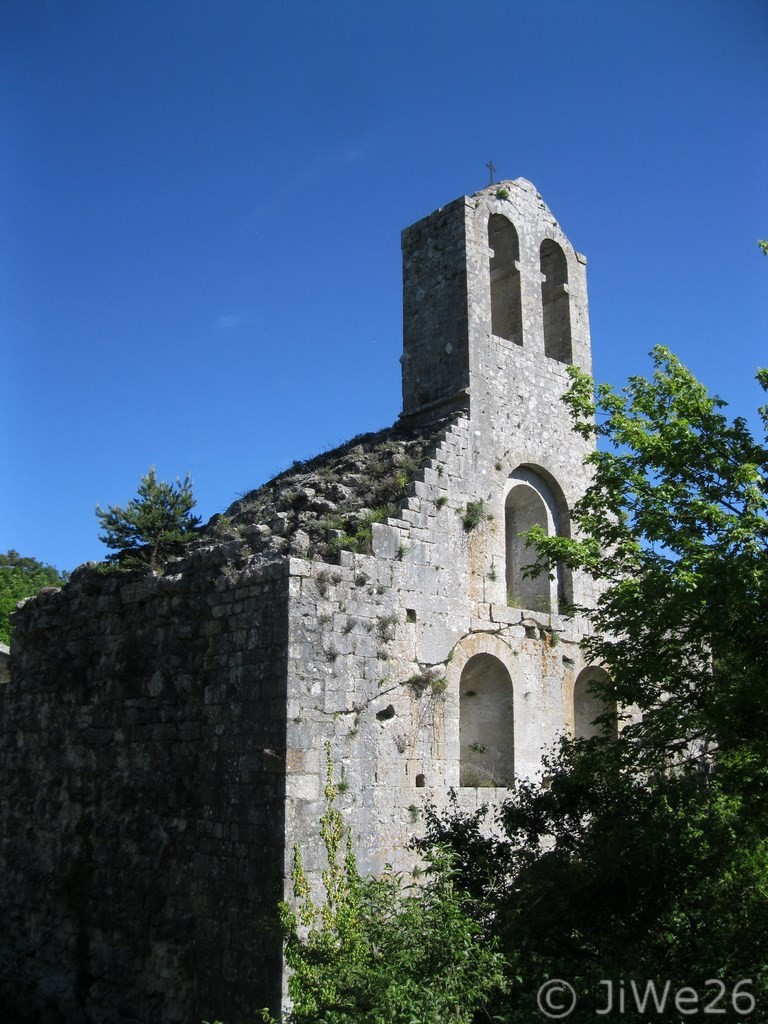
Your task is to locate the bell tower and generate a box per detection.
[399,179,603,791]
[400,177,592,423]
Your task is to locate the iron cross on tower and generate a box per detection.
[486,160,496,185]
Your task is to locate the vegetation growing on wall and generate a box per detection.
[261,744,507,1024]
[205,421,450,566]
[327,506,389,556]
[459,498,486,531]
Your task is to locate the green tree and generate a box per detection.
[422,348,768,1021]
[529,346,768,765]
[95,466,201,571]
[0,550,68,645]
[263,744,507,1024]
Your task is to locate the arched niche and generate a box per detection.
[573,668,617,741]
[505,467,571,612]
[489,214,522,345]
[459,653,514,788]
[540,238,572,363]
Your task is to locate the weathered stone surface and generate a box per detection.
[1,561,290,1023]
[0,180,605,1024]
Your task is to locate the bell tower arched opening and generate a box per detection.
[540,238,572,363]
[489,214,522,345]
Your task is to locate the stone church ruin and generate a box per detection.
[0,179,608,1024]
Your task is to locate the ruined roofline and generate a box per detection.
[49,415,461,601]
[178,412,461,568]
[43,414,458,598]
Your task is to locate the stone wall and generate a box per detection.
[281,411,598,890]
[0,553,290,1024]
[401,196,470,418]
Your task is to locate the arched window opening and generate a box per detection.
[460,654,514,787]
[505,484,550,610]
[505,468,572,612]
[489,215,522,345]
[574,669,618,741]
[540,239,572,363]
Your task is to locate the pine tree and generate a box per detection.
[96,466,201,571]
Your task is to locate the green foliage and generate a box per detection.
[376,612,399,642]
[0,550,68,644]
[459,499,486,532]
[327,507,389,556]
[425,747,768,1020]
[404,670,446,697]
[95,466,201,572]
[420,348,768,1020]
[394,469,409,493]
[263,744,507,1024]
[530,346,768,760]
[759,239,768,256]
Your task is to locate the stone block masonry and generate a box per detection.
[1,179,609,1023]
[1,555,290,1023]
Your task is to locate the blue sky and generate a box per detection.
[3,0,767,572]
